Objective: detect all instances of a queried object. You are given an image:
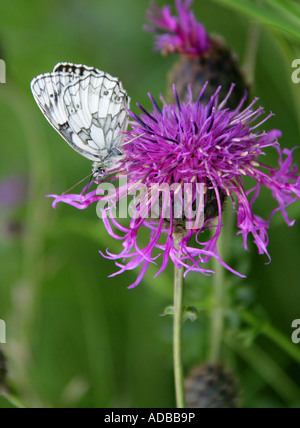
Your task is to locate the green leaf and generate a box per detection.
[212,0,300,43]
[266,0,300,19]
[160,305,199,322]
[183,306,199,322]
[241,310,300,365]
[161,306,174,317]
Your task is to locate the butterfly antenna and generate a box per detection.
[122,132,147,146]
[62,173,93,195]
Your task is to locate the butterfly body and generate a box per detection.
[31,63,130,180]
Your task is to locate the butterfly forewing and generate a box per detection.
[31,63,130,172]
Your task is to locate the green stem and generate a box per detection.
[210,207,234,363]
[243,19,262,88]
[242,0,263,90]
[210,255,225,364]
[173,234,186,409]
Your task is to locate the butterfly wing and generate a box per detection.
[62,71,130,168]
[31,64,130,168]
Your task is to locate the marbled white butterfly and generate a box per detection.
[31,63,130,179]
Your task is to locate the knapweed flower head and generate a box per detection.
[50,83,300,288]
[145,0,210,56]
[145,0,247,109]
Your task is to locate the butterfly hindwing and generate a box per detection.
[62,72,129,166]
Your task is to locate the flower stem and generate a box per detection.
[173,231,186,409]
[173,262,185,408]
[243,0,262,87]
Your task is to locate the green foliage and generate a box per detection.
[213,0,300,44]
[0,0,300,408]
[162,306,199,322]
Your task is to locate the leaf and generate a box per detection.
[160,305,199,322]
[212,0,300,43]
[183,306,199,322]
[161,306,174,317]
[266,0,300,20]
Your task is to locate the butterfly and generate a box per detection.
[31,62,130,180]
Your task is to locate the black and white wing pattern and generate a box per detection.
[31,63,130,176]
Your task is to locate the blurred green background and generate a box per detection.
[0,0,300,408]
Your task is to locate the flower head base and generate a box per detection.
[185,364,240,408]
[50,84,300,288]
[145,0,211,56]
[145,1,247,110]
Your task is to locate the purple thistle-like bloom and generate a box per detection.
[145,0,211,56]
[50,84,300,288]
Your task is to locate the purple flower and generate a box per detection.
[145,0,211,56]
[50,84,300,288]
